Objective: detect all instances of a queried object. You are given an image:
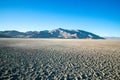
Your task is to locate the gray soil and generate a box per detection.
[0,38,120,80]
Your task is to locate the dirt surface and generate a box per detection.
[0,38,120,80]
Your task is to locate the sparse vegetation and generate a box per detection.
[0,38,120,80]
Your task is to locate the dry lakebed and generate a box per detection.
[0,38,120,80]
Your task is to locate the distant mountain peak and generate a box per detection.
[57,28,63,30]
[0,28,104,39]
[51,28,64,31]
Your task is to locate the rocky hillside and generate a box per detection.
[0,28,104,39]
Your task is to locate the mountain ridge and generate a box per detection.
[0,28,104,39]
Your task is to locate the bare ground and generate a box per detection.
[0,38,120,80]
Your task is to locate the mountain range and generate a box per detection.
[0,28,104,39]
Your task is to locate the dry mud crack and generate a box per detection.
[0,38,120,80]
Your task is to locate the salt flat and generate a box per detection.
[0,38,120,80]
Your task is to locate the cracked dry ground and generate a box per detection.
[0,39,120,80]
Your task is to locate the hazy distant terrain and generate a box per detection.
[105,37,120,40]
[0,28,104,39]
[0,38,120,80]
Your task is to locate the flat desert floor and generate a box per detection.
[0,38,120,80]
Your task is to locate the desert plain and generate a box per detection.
[0,38,120,80]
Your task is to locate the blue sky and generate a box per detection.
[0,0,120,37]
